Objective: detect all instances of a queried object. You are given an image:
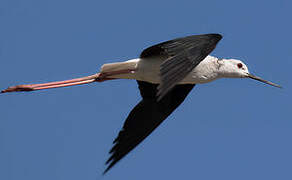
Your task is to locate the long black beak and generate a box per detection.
[247,73,281,88]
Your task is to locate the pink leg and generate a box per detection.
[1,69,136,93]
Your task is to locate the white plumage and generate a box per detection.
[100,56,250,84]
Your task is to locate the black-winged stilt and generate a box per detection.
[1,34,281,173]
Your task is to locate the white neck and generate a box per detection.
[183,57,248,84]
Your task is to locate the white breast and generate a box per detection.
[136,55,220,84]
[182,56,220,84]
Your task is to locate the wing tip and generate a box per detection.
[207,33,223,40]
[102,165,112,175]
[205,33,223,44]
[103,155,116,175]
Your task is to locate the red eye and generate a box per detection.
[237,63,243,68]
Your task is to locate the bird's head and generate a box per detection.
[219,59,249,78]
[218,59,281,88]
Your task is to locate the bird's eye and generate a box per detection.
[237,63,243,68]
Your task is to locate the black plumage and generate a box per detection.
[104,81,194,174]
[104,34,222,173]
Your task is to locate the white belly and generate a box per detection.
[100,56,220,84]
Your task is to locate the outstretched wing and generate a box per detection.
[104,81,195,174]
[140,33,222,100]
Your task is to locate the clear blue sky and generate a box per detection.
[1,0,291,180]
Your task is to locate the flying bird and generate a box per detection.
[1,34,281,173]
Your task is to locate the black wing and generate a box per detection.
[104,81,195,174]
[140,33,222,100]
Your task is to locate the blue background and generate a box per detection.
[1,0,291,180]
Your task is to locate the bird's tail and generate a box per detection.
[99,58,139,79]
[100,59,138,73]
